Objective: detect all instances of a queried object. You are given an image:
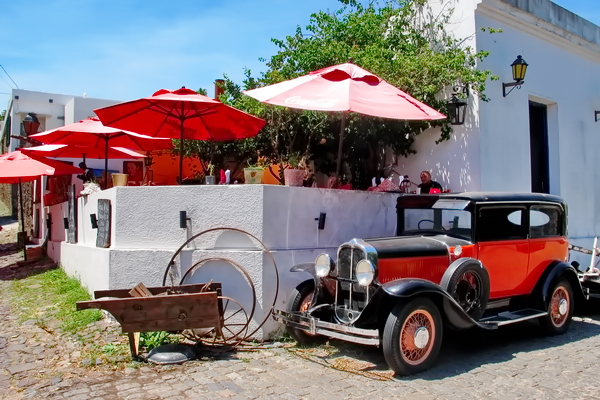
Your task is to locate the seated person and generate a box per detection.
[77,162,95,183]
[418,171,442,194]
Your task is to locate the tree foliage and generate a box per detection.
[186,0,498,187]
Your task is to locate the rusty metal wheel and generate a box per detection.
[540,279,573,335]
[383,298,443,376]
[187,296,250,347]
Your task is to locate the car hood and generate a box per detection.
[364,235,472,259]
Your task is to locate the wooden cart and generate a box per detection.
[76,283,223,358]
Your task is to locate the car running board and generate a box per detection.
[478,308,547,327]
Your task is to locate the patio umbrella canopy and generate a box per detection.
[30,117,172,188]
[243,62,446,179]
[0,150,83,261]
[0,150,83,184]
[94,87,266,184]
[21,144,146,160]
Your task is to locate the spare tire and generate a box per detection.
[440,259,490,321]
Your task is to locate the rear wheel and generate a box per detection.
[286,280,325,344]
[540,278,573,335]
[382,298,443,376]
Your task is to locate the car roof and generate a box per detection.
[397,192,567,208]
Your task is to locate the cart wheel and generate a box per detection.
[189,296,250,347]
[382,297,443,376]
[540,279,573,335]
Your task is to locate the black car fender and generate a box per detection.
[290,262,334,307]
[380,278,494,331]
[531,260,585,309]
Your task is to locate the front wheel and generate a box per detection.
[540,278,573,335]
[286,280,325,344]
[382,297,443,376]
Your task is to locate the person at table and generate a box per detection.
[126,162,143,186]
[418,171,442,194]
[77,162,95,183]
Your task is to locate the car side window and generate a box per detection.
[530,206,562,237]
[477,207,527,242]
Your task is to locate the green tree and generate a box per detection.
[190,0,498,187]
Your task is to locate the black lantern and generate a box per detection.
[503,55,528,97]
[446,94,468,125]
[22,113,40,136]
[144,152,154,167]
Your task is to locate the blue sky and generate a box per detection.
[1,0,598,108]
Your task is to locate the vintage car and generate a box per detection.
[277,192,593,376]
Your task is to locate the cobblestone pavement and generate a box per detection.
[2,226,600,399]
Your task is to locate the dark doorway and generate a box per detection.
[529,101,549,193]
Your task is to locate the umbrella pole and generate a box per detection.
[179,121,184,185]
[104,138,109,189]
[335,112,347,184]
[18,178,27,262]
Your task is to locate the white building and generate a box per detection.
[11,0,600,339]
[1,89,125,172]
[397,0,600,260]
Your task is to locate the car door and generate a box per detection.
[476,205,529,299]
[521,204,568,293]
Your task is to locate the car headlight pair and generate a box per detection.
[314,253,375,286]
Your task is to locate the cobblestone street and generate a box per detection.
[2,221,600,399]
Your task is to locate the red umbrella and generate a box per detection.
[30,117,172,188]
[21,144,145,160]
[0,150,83,261]
[243,62,446,178]
[94,87,266,184]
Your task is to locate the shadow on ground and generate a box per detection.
[293,307,600,381]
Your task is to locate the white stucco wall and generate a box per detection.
[49,185,398,338]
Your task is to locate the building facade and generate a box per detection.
[396,0,600,260]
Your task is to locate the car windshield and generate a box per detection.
[403,206,473,240]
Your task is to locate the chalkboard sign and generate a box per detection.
[67,184,77,244]
[96,199,111,248]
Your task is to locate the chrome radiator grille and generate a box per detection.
[336,246,365,282]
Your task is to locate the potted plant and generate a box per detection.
[282,153,307,187]
[205,163,216,185]
[244,152,268,184]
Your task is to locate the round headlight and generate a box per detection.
[315,253,334,278]
[356,259,375,286]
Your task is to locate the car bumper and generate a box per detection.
[274,310,380,346]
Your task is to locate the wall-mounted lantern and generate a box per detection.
[446,85,468,125]
[22,113,40,136]
[446,94,468,125]
[144,154,154,167]
[503,55,528,97]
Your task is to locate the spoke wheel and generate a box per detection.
[540,279,573,335]
[286,280,325,344]
[189,296,250,347]
[454,271,482,315]
[383,298,443,376]
[400,309,435,365]
[440,260,489,321]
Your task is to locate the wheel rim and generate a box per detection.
[298,292,317,336]
[454,271,481,314]
[400,309,435,365]
[299,292,313,313]
[550,286,570,327]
